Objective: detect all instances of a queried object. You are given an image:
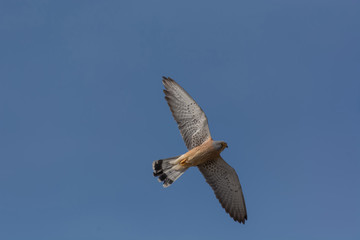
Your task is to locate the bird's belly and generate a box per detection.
[182,148,218,167]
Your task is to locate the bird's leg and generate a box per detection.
[179,158,188,166]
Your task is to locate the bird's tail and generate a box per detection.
[153,156,187,188]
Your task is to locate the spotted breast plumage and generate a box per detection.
[152,77,247,224]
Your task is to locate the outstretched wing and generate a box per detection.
[198,157,247,224]
[162,77,211,150]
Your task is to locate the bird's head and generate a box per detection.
[213,141,228,152]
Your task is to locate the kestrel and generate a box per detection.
[153,77,247,224]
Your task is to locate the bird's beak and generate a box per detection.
[226,144,228,148]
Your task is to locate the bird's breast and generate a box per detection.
[181,140,220,167]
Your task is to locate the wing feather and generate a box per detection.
[162,77,211,150]
[198,157,247,224]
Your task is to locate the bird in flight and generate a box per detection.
[153,77,247,224]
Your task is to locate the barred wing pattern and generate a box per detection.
[198,157,247,223]
[162,77,211,150]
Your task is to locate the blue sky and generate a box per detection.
[1,0,359,239]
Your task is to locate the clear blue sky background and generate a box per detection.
[1,1,359,239]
